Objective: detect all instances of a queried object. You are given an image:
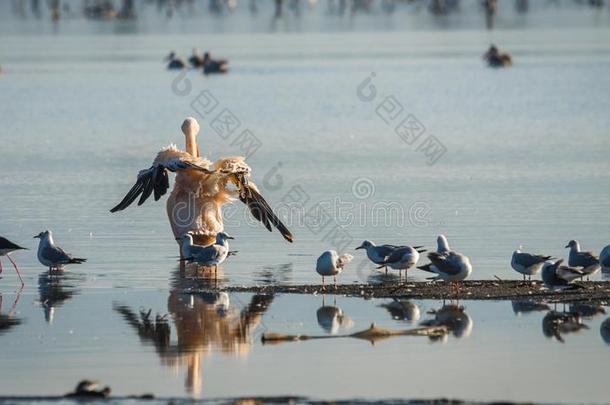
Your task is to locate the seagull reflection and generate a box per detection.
[601,318,610,345]
[511,300,551,316]
[569,303,607,320]
[380,299,421,322]
[542,311,588,343]
[0,291,22,336]
[37,272,80,324]
[421,304,473,342]
[316,296,353,335]
[115,270,274,395]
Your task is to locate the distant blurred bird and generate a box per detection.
[188,48,204,68]
[65,380,111,398]
[202,51,228,74]
[34,230,86,272]
[316,250,353,288]
[483,44,512,68]
[600,245,610,272]
[541,259,583,289]
[511,249,553,281]
[110,117,293,251]
[165,51,186,69]
[0,236,26,287]
[417,235,472,293]
[565,240,600,280]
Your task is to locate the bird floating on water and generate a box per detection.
[316,250,353,289]
[110,117,293,252]
[511,249,553,281]
[483,44,512,68]
[34,230,86,273]
[202,52,228,75]
[179,232,232,275]
[165,51,186,69]
[0,236,26,287]
[541,259,583,289]
[417,235,472,293]
[565,240,600,280]
[189,48,204,68]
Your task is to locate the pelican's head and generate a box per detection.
[437,234,450,252]
[181,117,200,157]
[355,240,373,250]
[34,230,51,240]
[565,240,580,250]
[216,232,234,243]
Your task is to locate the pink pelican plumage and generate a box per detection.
[110,117,293,250]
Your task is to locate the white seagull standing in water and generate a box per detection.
[565,240,600,280]
[34,230,86,273]
[375,245,426,280]
[417,235,472,293]
[179,232,232,275]
[511,249,553,281]
[110,117,293,253]
[0,236,26,287]
[316,250,353,289]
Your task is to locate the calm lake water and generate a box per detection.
[1,3,610,402]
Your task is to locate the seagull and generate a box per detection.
[511,250,553,281]
[417,235,472,293]
[179,232,232,274]
[316,250,353,288]
[565,240,600,280]
[599,245,610,272]
[110,117,293,253]
[0,236,26,287]
[34,230,86,272]
[375,245,426,280]
[165,51,186,69]
[355,241,420,274]
[202,51,228,75]
[541,259,584,289]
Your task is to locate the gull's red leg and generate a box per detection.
[6,255,24,287]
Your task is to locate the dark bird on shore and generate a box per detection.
[65,380,111,398]
[34,230,86,273]
[189,48,204,68]
[165,51,186,69]
[0,236,26,287]
[202,52,228,75]
[540,259,583,289]
[483,44,512,68]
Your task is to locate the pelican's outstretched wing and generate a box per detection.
[110,145,214,213]
[215,157,293,243]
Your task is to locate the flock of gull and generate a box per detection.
[165,49,228,74]
[0,117,608,294]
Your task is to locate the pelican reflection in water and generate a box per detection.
[114,270,274,395]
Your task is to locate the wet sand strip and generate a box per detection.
[224,280,610,303]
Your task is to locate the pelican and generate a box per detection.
[110,117,293,252]
[0,236,26,287]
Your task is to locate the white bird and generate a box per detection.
[34,230,86,272]
[355,240,422,274]
[179,232,232,274]
[541,259,584,289]
[511,250,553,281]
[110,117,293,254]
[316,250,353,288]
[375,245,426,280]
[417,235,472,293]
[0,236,26,287]
[599,245,610,272]
[565,240,600,279]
